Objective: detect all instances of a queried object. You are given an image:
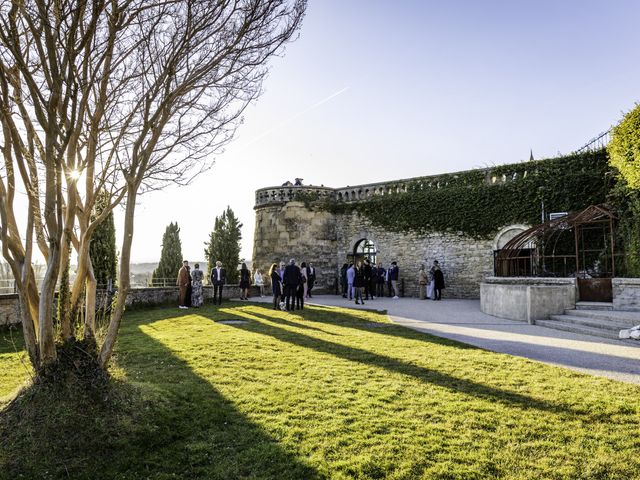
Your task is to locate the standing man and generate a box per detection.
[283,259,301,311]
[363,259,372,300]
[210,260,226,305]
[346,263,355,300]
[340,263,348,298]
[307,262,316,298]
[369,262,378,300]
[432,260,445,301]
[176,260,190,309]
[375,262,386,298]
[389,261,399,299]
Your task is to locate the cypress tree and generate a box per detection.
[152,222,183,286]
[89,191,118,287]
[204,207,242,284]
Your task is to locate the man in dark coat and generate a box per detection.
[210,260,226,305]
[375,263,386,298]
[307,262,316,298]
[363,260,372,300]
[340,263,348,298]
[388,261,399,299]
[369,263,378,300]
[283,259,301,311]
[432,260,445,300]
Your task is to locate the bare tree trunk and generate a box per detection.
[38,245,59,365]
[99,185,136,368]
[84,256,97,340]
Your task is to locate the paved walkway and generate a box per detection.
[242,295,640,384]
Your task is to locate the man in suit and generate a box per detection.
[283,259,301,311]
[363,259,372,300]
[307,262,316,298]
[375,262,386,298]
[346,263,355,300]
[389,261,399,299]
[210,260,226,305]
[176,260,190,309]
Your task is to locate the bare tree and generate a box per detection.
[0,0,306,375]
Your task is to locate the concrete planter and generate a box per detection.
[480,277,576,323]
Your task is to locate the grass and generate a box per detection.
[1,302,640,479]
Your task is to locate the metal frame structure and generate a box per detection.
[495,205,618,279]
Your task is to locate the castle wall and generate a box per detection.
[252,202,338,291]
[335,212,494,298]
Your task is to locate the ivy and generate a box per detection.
[325,151,612,239]
[608,106,640,276]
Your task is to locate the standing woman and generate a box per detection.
[239,263,251,300]
[300,262,309,298]
[269,263,282,310]
[254,269,265,297]
[191,263,204,307]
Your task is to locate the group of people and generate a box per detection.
[339,260,399,304]
[177,260,275,308]
[176,260,205,309]
[175,257,444,309]
[417,260,445,300]
[268,260,317,311]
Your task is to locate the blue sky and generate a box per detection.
[129,0,640,263]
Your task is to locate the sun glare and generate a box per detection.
[69,169,81,180]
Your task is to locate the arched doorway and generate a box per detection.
[349,238,377,265]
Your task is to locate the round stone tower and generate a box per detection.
[252,186,338,292]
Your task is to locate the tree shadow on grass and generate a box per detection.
[0,312,321,480]
[111,323,322,480]
[247,303,477,351]
[222,307,599,419]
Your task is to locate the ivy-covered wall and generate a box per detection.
[330,150,611,239]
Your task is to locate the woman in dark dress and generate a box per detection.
[269,263,282,310]
[295,270,305,310]
[185,265,192,307]
[239,263,251,300]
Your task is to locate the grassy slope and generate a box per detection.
[1,303,640,479]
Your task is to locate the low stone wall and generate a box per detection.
[0,285,264,325]
[480,277,576,323]
[0,294,20,326]
[613,278,640,311]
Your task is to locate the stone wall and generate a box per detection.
[0,285,263,326]
[613,278,640,311]
[335,212,494,298]
[0,294,20,326]
[252,203,497,299]
[252,201,338,292]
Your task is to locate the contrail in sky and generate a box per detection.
[240,86,350,147]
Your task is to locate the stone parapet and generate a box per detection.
[0,294,20,326]
[613,278,640,311]
[0,285,264,325]
[480,277,577,323]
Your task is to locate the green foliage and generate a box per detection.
[608,104,640,190]
[89,191,118,287]
[329,151,612,239]
[608,107,640,276]
[151,222,183,284]
[204,206,242,283]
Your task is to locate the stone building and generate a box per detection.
[251,153,608,298]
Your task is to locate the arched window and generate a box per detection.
[352,238,377,265]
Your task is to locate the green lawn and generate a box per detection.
[1,303,640,479]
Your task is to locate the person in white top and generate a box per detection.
[300,262,309,298]
[254,269,265,297]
